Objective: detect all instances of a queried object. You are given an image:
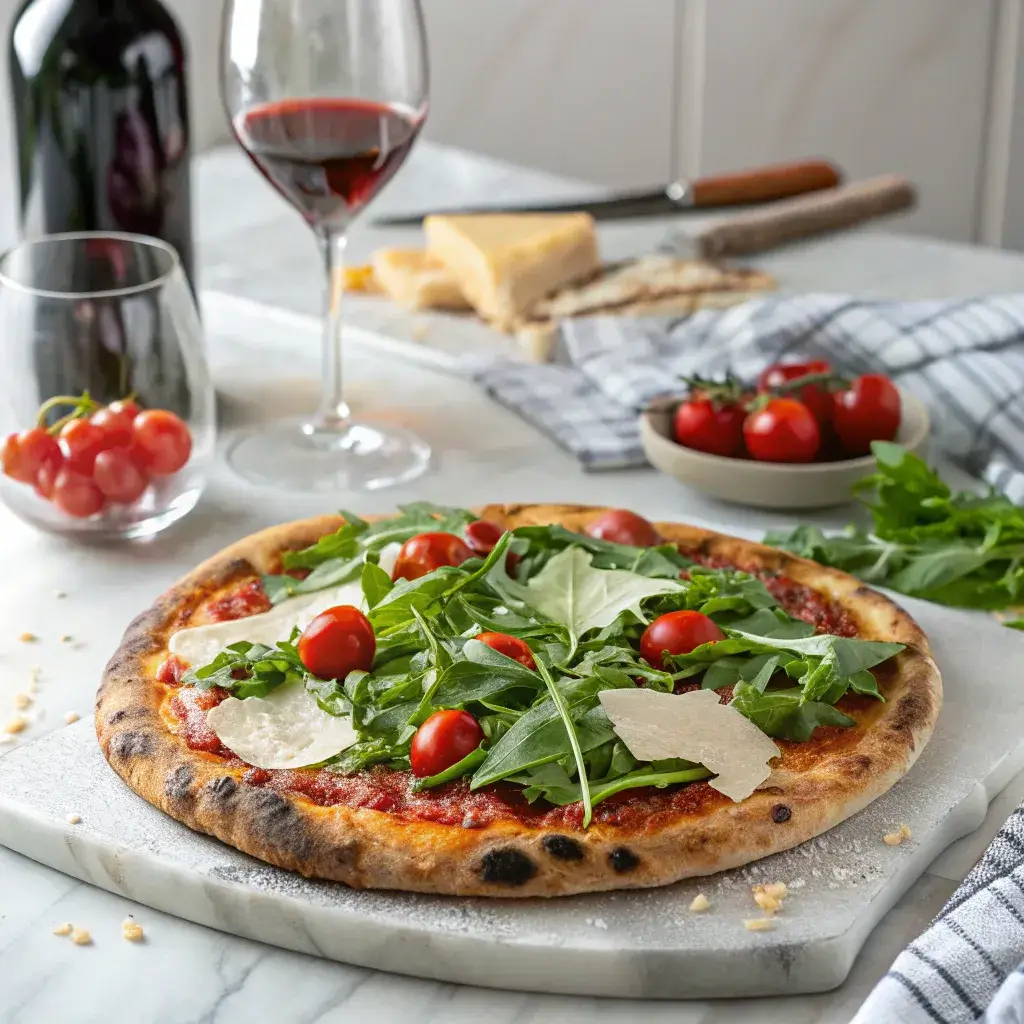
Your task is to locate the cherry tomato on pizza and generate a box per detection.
[586,509,662,547]
[475,631,536,670]
[673,397,746,458]
[463,519,503,555]
[297,605,376,680]
[743,398,821,463]
[758,360,834,430]
[410,709,484,778]
[392,532,473,581]
[640,610,725,670]
[833,374,901,456]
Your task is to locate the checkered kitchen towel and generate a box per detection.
[472,294,1024,501]
[853,806,1024,1023]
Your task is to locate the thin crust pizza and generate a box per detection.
[97,504,941,898]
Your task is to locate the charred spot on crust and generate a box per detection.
[840,753,872,778]
[109,731,153,760]
[205,776,238,803]
[480,848,537,886]
[609,847,639,873]
[244,790,314,861]
[889,689,934,740]
[771,804,792,824]
[107,709,130,725]
[543,835,585,862]
[165,765,194,800]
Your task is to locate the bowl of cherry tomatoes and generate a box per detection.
[639,360,930,509]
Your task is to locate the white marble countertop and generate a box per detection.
[3,141,1024,1023]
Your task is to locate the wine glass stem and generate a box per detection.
[315,230,352,430]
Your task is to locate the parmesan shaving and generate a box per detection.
[598,688,780,802]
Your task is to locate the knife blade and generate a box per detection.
[373,158,842,226]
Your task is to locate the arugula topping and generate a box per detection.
[766,442,1024,614]
[188,514,907,823]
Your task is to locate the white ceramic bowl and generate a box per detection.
[640,390,930,510]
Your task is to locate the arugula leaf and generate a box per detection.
[730,683,855,741]
[511,761,712,808]
[411,746,487,791]
[283,511,369,569]
[361,560,393,609]
[430,638,545,708]
[183,639,307,699]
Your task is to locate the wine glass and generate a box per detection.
[0,233,215,540]
[221,0,432,492]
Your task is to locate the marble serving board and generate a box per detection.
[1,595,1022,1000]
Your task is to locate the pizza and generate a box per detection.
[97,503,941,898]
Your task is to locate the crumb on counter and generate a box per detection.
[70,928,92,946]
[19,632,37,643]
[122,918,144,943]
[762,882,788,900]
[690,893,710,913]
[4,717,28,735]
[14,692,33,709]
[27,666,41,691]
[64,712,80,724]
[54,590,66,599]
[60,634,73,644]
[743,918,775,932]
[66,813,81,825]
[884,823,912,846]
[754,891,781,914]
[752,881,788,914]
[52,923,73,937]
[341,265,378,293]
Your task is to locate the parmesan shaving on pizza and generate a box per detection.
[598,688,780,802]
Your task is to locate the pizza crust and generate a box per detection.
[96,505,941,898]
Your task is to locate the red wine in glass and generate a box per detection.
[234,98,422,233]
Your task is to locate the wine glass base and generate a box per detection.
[226,417,431,492]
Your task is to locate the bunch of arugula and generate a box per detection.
[766,442,1024,626]
[188,505,904,826]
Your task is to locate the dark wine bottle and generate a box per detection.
[9,0,195,287]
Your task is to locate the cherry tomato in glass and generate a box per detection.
[464,519,504,555]
[673,398,746,457]
[297,605,376,680]
[93,448,149,504]
[1,428,61,484]
[51,467,105,518]
[586,509,661,547]
[392,532,473,581]
[132,410,192,476]
[833,374,901,456]
[91,405,136,448]
[475,631,537,669]
[640,610,725,670]
[34,454,64,499]
[758,360,834,429]
[743,398,821,463]
[410,709,483,778]
[59,418,108,474]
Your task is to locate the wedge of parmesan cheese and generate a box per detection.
[206,680,358,769]
[598,688,780,802]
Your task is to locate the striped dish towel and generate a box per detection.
[472,294,1024,500]
[853,806,1024,1023]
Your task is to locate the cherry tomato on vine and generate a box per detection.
[91,404,136,448]
[59,418,109,474]
[93,448,149,504]
[673,398,746,457]
[833,374,901,456]
[132,410,192,476]
[297,605,376,680]
[34,455,64,499]
[640,610,725,670]
[51,467,106,518]
[410,709,483,778]
[475,631,536,669]
[758,360,834,430]
[743,398,821,463]
[1,428,61,485]
[586,509,661,547]
[392,532,472,581]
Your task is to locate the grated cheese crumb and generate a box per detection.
[754,891,781,914]
[64,712,80,724]
[4,717,28,735]
[53,923,73,937]
[70,928,91,946]
[66,814,81,825]
[122,919,144,943]
[19,632,37,643]
[14,692,33,710]
[899,823,912,840]
[690,893,710,913]
[60,634,73,644]
[884,824,912,846]
[744,917,775,932]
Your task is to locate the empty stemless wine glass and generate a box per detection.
[0,233,215,540]
[221,0,432,492]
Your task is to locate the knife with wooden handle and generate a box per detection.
[677,174,917,259]
[372,158,842,225]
